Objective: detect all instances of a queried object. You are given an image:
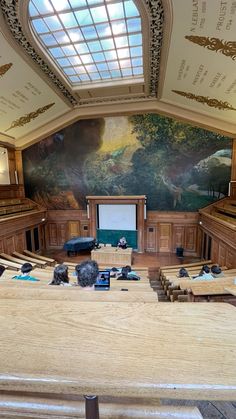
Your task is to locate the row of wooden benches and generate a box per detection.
[0,252,204,418]
[156,260,236,303]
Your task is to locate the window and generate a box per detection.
[28,0,143,86]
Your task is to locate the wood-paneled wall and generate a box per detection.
[45,209,200,255]
[145,211,199,255]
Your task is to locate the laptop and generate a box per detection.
[95,270,110,291]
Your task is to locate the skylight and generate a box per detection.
[28,0,143,87]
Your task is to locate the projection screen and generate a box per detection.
[98,204,136,231]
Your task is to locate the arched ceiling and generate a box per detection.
[0,0,235,149]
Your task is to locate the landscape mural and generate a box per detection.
[23,114,232,211]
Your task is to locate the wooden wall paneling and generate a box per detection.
[185,225,197,253]
[218,243,227,267]
[47,222,68,247]
[14,232,25,252]
[47,223,58,247]
[159,223,171,252]
[210,238,219,263]
[7,148,16,184]
[68,221,80,238]
[145,224,157,252]
[226,248,236,269]
[57,223,68,245]
[80,221,90,237]
[0,239,4,253]
[172,225,185,252]
[4,236,15,254]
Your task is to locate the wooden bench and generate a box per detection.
[12,252,48,268]
[0,393,203,418]
[0,301,235,418]
[23,250,56,266]
[0,287,158,302]
[0,253,36,269]
[0,258,21,271]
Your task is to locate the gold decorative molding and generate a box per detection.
[185,36,236,61]
[172,90,236,111]
[0,63,12,77]
[5,102,55,132]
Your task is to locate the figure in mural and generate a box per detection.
[160,174,183,209]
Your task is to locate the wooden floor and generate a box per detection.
[45,249,236,419]
[46,248,200,268]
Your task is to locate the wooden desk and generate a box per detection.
[91,247,132,265]
[0,301,235,401]
[0,287,157,302]
[225,285,236,296]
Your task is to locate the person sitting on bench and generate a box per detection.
[12,263,39,282]
[49,264,70,286]
[75,260,99,290]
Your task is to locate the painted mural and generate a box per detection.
[23,114,232,211]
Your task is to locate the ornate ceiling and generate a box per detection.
[0,0,235,148]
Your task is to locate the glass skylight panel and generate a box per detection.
[100,38,114,50]
[44,16,63,31]
[133,66,142,75]
[29,3,39,17]
[75,43,89,54]
[107,3,124,20]
[59,13,78,28]
[108,61,119,69]
[81,26,97,39]
[104,50,117,60]
[92,52,105,62]
[69,75,80,82]
[117,48,129,59]
[69,0,87,7]
[29,0,143,85]
[67,28,83,42]
[90,6,108,23]
[80,54,93,64]
[132,57,142,66]
[32,0,53,14]
[97,62,108,71]
[63,67,76,75]
[80,74,91,81]
[95,23,111,37]
[111,20,126,35]
[68,56,81,65]
[111,69,121,77]
[75,66,86,74]
[75,10,93,26]
[129,33,142,46]
[50,0,70,12]
[56,57,71,66]
[49,47,65,58]
[124,1,139,17]
[40,34,56,46]
[32,19,49,34]
[53,31,70,44]
[114,36,128,48]
[62,45,77,55]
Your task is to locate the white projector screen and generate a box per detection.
[98,204,136,230]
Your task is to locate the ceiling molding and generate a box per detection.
[0,0,78,106]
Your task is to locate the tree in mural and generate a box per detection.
[23,118,105,209]
[128,114,232,210]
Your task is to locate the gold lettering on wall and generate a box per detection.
[5,102,55,132]
[0,63,12,77]
[185,35,236,60]
[172,90,236,111]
